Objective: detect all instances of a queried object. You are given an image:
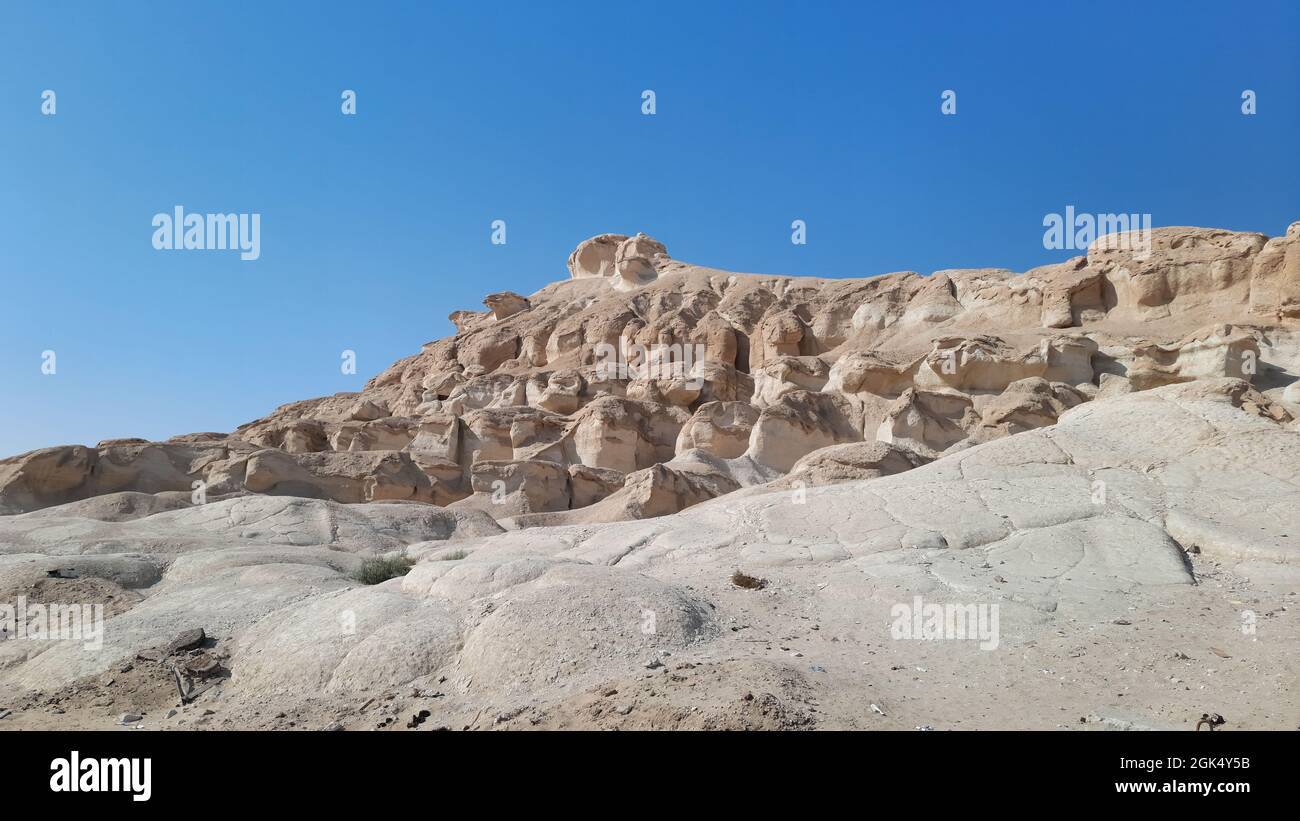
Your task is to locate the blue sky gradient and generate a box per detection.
[1,0,1297,456]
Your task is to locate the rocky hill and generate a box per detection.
[4,223,1299,522]
[2,223,1297,730]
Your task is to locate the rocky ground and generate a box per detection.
[2,225,1298,730]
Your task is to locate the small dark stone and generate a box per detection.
[183,652,220,676]
[406,710,431,729]
[165,628,206,656]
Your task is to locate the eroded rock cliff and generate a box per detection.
[5,222,1300,524]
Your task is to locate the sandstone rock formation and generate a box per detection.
[4,222,1300,730]
[8,223,1300,526]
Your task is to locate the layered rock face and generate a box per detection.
[4,222,1300,731]
[4,223,1300,525]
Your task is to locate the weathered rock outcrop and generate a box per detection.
[5,225,1300,733]
[5,222,1300,524]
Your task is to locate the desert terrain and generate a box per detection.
[2,225,1297,730]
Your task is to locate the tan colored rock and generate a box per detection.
[1036,258,1106,328]
[1249,221,1300,318]
[450,459,570,517]
[945,268,1042,326]
[915,335,1096,393]
[0,441,248,515]
[347,399,389,422]
[449,310,489,333]
[567,233,627,279]
[421,370,466,404]
[331,417,418,452]
[244,419,330,454]
[1096,372,1135,400]
[544,314,588,363]
[0,445,98,514]
[571,397,686,474]
[459,408,563,466]
[694,312,739,366]
[973,377,1087,438]
[900,271,963,325]
[241,449,456,505]
[747,391,862,472]
[541,453,744,524]
[406,414,460,461]
[483,291,530,320]
[1128,325,1260,390]
[518,328,551,367]
[876,388,979,458]
[615,460,741,518]
[456,327,520,374]
[506,411,570,463]
[1090,226,1267,319]
[675,401,760,459]
[751,356,830,408]
[534,370,584,414]
[611,233,670,291]
[826,350,917,397]
[567,463,625,508]
[767,440,931,490]
[444,373,530,414]
[756,310,805,365]
[625,375,701,407]
[690,361,754,405]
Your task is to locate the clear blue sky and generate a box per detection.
[1,0,1297,457]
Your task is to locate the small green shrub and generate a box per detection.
[353,556,415,585]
